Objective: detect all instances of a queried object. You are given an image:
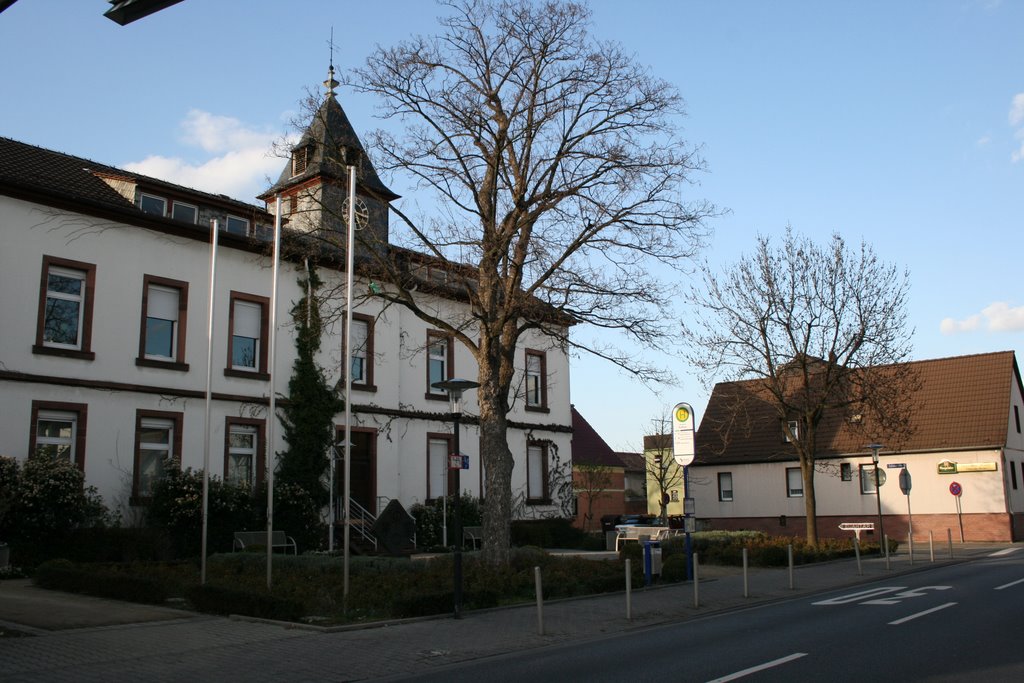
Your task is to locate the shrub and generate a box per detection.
[34,560,167,604]
[661,554,689,582]
[409,494,483,549]
[4,451,110,544]
[186,584,304,621]
[511,517,588,548]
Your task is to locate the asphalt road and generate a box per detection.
[392,548,1024,682]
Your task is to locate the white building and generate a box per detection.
[0,83,573,533]
[690,351,1024,542]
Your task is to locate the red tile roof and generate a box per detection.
[694,351,1020,465]
[572,407,634,468]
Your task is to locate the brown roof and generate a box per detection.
[694,351,1020,465]
[615,451,646,472]
[572,407,627,468]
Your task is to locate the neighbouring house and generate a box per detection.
[571,407,646,531]
[643,433,687,519]
[0,73,573,539]
[689,351,1024,542]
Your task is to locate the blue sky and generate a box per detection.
[2,1,1022,451]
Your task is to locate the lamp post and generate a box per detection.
[432,377,479,619]
[867,443,885,555]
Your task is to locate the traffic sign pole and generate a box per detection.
[672,403,696,581]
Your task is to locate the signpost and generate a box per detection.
[950,480,964,542]
[899,468,913,560]
[672,402,696,579]
[838,521,874,541]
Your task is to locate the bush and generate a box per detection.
[34,560,167,604]
[3,452,110,545]
[186,584,305,621]
[409,494,483,549]
[511,517,589,548]
[661,554,689,582]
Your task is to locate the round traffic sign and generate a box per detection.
[949,481,963,497]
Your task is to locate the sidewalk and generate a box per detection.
[0,543,1010,682]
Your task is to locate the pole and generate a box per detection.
[683,465,693,580]
[742,547,749,598]
[693,552,700,608]
[266,197,282,590]
[342,165,356,608]
[534,566,544,635]
[788,544,794,590]
[854,536,862,575]
[929,530,934,562]
[874,463,885,556]
[956,496,965,542]
[906,491,914,560]
[452,405,463,618]
[200,219,218,585]
[328,446,335,553]
[625,558,632,620]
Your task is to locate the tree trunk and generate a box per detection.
[478,386,513,564]
[800,454,819,546]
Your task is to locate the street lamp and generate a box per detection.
[432,377,479,619]
[867,443,885,555]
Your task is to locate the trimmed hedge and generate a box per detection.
[186,584,305,621]
[34,559,168,604]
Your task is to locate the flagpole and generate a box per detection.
[266,196,282,589]
[200,219,219,584]
[343,164,356,608]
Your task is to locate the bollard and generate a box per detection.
[693,552,700,608]
[884,535,891,571]
[788,544,794,590]
[742,547,749,598]
[535,566,544,636]
[625,559,632,621]
[929,530,935,562]
[947,528,953,559]
[908,532,914,566]
[854,536,862,576]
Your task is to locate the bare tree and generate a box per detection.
[343,0,711,562]
[643,415,686,520]
[682,228,916,546]
[573,462,613,532]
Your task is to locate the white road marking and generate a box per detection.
[994,577,1024,590]
[812,587,904,605]
[706,653,808,682]
[888,602,957,625]
[863,586,952,605]
[989,548,1020,557]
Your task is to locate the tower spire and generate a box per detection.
[324,27,339,97]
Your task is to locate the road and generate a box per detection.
[390,548,1024,682]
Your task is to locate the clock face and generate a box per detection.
[342,196,370,230]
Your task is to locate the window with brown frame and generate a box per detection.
[137,275,189,369]
[425,330,454,400]
[132,409,182,503]
[427,434,454,501]
[226,291,270,379]
[524,349,548,411]
[346,313,376,391]
[224,417,265,489]
[29,400,87,472]
[527,441,549,503]
[34,255,96,360]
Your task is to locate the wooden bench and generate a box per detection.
[233,530,297,554]
[614,526,672,552]
[462,526,483,550]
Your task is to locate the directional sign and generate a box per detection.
[839,522,874,530]
[949,481,963,497]
[899,468,912,495]
[672,402,696,467]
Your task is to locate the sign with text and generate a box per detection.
[449,454,469,470]
[672,402,695,467]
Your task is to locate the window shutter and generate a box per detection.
[234,301,261,339]
[148,285,179,322]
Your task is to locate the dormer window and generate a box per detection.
[140,193,166,217]
[784,420,799,442]
[291,146,311,177]
[226,215,250,237]
[171,201,197,224]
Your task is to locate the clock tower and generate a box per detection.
[260,65,399,254]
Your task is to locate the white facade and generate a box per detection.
[0,165,572,524]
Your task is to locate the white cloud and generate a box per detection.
[940,302,1024,335]
[1010,93,1024,126]
[124,110,286,202]
[976,134,991,146]
[1013,127,1024,163]
[981,302,1024,331]
[940,315,981,335]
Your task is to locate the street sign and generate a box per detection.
[899,468,912,495]
[886,463,906,469]
[949,481,963,497]
[449,454,469,470]
[838,522,874,530]
[683,497,695,515]
[672,402,695,467]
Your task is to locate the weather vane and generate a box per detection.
[324,27,339,97]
